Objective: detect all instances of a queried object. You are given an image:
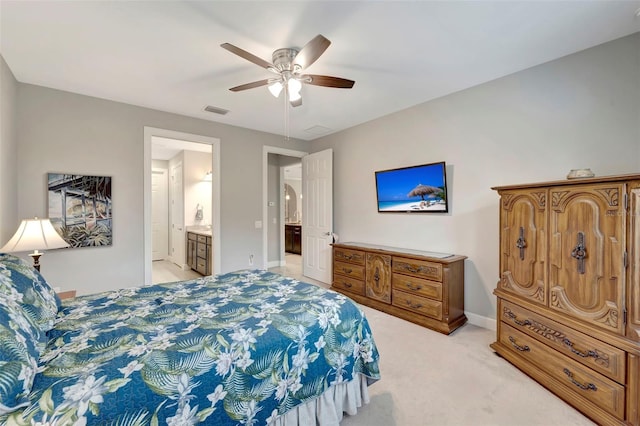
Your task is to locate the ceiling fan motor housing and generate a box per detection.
[272,48,300,72]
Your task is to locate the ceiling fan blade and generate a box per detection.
[304,75,355,89]
[229,79,270,92]
[290,98,302,108]
[293,35,331,70]
[221,43,273,69]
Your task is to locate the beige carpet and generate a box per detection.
[341,306,595,426]
[269,258,594,425]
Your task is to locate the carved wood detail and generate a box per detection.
[531,191,546,208]
[595,187,620,207]
[550,286,619,329]
[501,272,544,301]
[551,190,570,209]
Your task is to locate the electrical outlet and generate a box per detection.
[249,254,254,265]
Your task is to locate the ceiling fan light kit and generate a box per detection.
[221,34,355,107]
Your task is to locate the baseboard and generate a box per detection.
[466,311,496,331]
[267,260,285,268]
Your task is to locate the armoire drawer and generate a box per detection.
[392,289,442,320]
[334,261,365,280]
[500,300,626,384]
[392,257,442,281]
[332,274,365,296]
[392,274,442,301]
[500,323,625,419]
[333,248,365,265]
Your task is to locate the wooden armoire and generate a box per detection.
[490,174,640,425]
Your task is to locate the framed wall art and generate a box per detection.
[48,173,112,248]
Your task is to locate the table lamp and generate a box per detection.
[0,217,70,271]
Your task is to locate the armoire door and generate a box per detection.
[549,183,626,335]
[498,189,547,305]
[365,253,391,304]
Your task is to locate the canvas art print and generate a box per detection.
[48,173,112,247]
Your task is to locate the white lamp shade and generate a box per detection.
[268,81,283,98]
[0,218,70,253]
[287,79,302,101]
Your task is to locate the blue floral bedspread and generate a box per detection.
[4,270,380,425]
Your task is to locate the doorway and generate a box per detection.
[144,127,221,286]
[262,146,307,271]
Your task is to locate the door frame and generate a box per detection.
[262,146,308,270]
[144,127,221,285]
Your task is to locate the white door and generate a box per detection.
[302,149,333,283]
[170,162,185,267]
[151,168,168,261]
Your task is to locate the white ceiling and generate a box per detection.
[2,1,639,141]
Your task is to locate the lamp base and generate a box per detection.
[28,251,42,272]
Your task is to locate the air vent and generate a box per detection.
[304,125,332,135]
[204,105,229,115]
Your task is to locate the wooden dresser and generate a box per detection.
[331,242,467,334]
[490,174,640,425]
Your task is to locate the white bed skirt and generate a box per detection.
[274,374,374,426]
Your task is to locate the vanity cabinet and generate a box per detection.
[186,231,211,276]
[285,224,302,255]
[332,242,467,335]
[491,174,640,426]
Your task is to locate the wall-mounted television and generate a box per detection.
[375,161,448,213]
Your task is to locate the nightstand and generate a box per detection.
[57,290,76,300]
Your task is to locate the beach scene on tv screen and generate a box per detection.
[376,163,447,212]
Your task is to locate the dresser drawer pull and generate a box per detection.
[341,281,352,288]
[404,300,423,309]
[563,368,597,392]
[504,309,531,327]
[342,268,353,274]
[562,338,600,360]
[508,336,530,352]
[338,253,354,260]
[401,265,424,274]
[405,283,423,291]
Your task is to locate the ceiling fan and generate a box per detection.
[221,34,355,107]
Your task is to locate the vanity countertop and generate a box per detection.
[186,226,212,237]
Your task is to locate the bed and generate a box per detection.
[0,254,380,425]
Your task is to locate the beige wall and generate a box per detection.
[0,55,18,244]
[311,33,640,325]
[13,83,307,295]
[3,33,639,323]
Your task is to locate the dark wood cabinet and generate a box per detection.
[285,224,302,255]
[186,231,211,276]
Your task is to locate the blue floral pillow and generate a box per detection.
[0,287,42,415]
[0,254,61,335]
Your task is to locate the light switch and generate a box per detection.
[254,220,262,229]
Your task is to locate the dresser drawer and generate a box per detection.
[500,323,625,419]
[392,289,442,320]
[333,247,365,265]
[500,300,626,384]
[197,234,208,244]
[197,244,207,258]
[392,257,442,281]
[332,274,365,296]
[334,261,365,280]
[392,274,442,301]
